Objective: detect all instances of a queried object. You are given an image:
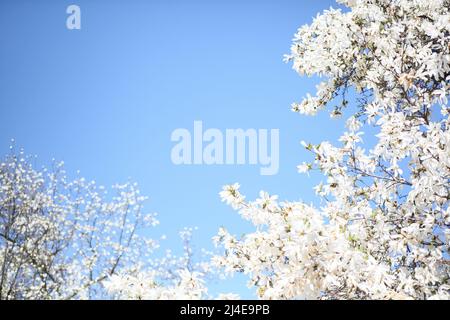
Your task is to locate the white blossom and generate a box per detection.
[215,0,450,300]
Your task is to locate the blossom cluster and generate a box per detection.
[215,0,450,300]
[0,149,159,299]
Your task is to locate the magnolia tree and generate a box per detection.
[2,0,449,301]
[0,148,162,299]
[0,148,213,300]
[214,0,450,299]
[0,146,230,300]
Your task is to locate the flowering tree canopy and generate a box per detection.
[0,146,223,300]
[1,0,449,301]
[0,149,161,299]
[214,0,450,299]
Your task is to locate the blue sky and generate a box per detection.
[0,0,349,297]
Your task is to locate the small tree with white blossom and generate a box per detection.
[0,147,162,299]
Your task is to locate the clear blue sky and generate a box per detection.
[0,0,349,297]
